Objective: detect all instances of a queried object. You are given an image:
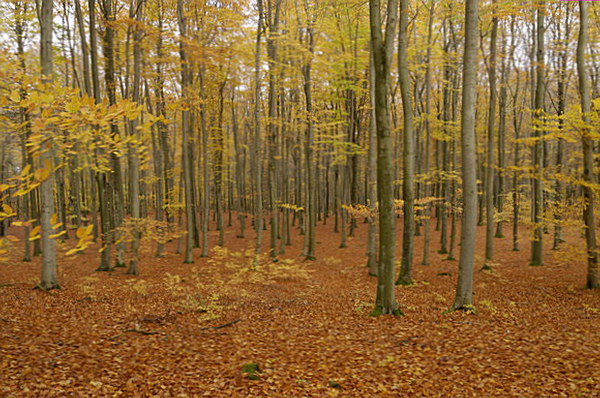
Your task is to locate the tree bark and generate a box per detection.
[369,0,400,316]
[530,1,545,266]
[577,1,599,289]
[397,0,415,285]
[484,0,498,268]
[177,0,194,264]
[450,0,479,311]
[126,0,144,275]
[366,52,378,277]
[253,0,265,265]
[38,0,59,290]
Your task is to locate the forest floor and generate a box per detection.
[1,216,599,397]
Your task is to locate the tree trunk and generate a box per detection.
[301,10,317,261]
[366,52,378,277]
[369,0,400,316]
[177,0,194,264]
[495,24,508,240]
[577,1,599,289]
[267,0,282,260]
[397,0,415,285]
[38,0,59,290]
[450,0,478,312]
[530,1,545,266]
[484,0,498,268]
[253,0,265,265]
[127,0,144,275]
[420,0,435,267]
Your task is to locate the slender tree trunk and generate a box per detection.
[366,52,378,277]
[15,3,32,262]
[397,0,415,285]
[232,91,246,239]
[553,7,569,250]
[127,0,144,275]
[177,0,194,264]
[253,0,265,265]
[495,25,508,240]
[421,1,434,267]
[267,0,282,260]
[530,2,545,266]
[302,14,317,261]
[484,0,498,268]
[199,68,210,257]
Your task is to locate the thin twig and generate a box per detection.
[108,328,159,340]
[201,319,241,330]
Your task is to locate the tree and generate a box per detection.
[37,0,59,290]
[366,52,378,277]
[396,0,415,286]
[449,0,478,312]
[577,0,599,290]
[177,0,194,264]
[530,1,545,267]
[253,0,265,266]
[483,0,498,269]
[126,0,145,275]
[369,0,400,316]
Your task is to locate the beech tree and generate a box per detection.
[449,0,478,312]
[369,0,400,316]
[37,0,59,290]
[396,0,415,286]
[577,1,599,290]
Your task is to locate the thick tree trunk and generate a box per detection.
[38,0,59,290]
[369,0,400,316]
[450,0,478,312]
[577,1,599,289]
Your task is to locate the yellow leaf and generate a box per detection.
[6,235,19,242]
[50,213,58,225]
[9,90,20,103]
[66,247,83,256]
[76,226,86,239]
[34,167,50,182]
[49,230,66,239]
[29,225,41,241]
[2,204,14,215]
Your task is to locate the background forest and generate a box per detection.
[0,0,600,396]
